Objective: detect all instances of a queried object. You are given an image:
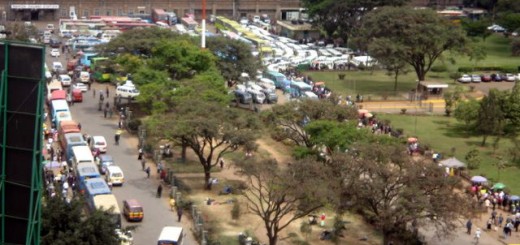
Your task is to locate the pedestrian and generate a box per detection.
[487,218,493,230]
[107,181,113,190]
[118,120,123,129]
[145,166,150,178]
[515,218,520,232]
[104,108,108,118]
[105,101,110,109]
[177,207,183,222]
[160,169,166,180]
[106,86,110,98]
[474,228,481,244]
[320,213,326,227]
[78,123,81,130]
[157,184,163,198]
[219,158,224,169]
[157,162,163,174]
[93,89,96,98]
[138,148,143,160]
[466,219,472,234]
[141,158,146,171]
[109,107,113,118]
[498,214,504,227]
[115,129,121,145]
[87,82,91,91]
[169,198,176,211]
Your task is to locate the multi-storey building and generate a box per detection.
[1,0,302,21]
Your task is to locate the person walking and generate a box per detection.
[92,89,96,98]
[145,166,150,178]
[156,184,163,198]
[104,107,108,118]
[177,207,183,222]
[114,129,122,145]
[109,107,113,118]
[474,228,481,244]
[466,219,472,234]
[169,198,176,211]
[141,158,146,171]
[219,158,224,169]
[106,86,110,98]
[498,214,504,227]
[138,148,143,160]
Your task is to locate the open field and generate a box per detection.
[378,114,520,193]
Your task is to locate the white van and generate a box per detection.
[52,61,63,72]
[106,165,124,186]
[58,74,72,86]
[79,71,90,83]
[257,78,276,90]
[72,145,95,167]
[116,80,140,98]
[158,226,184,245]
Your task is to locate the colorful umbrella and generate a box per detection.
[510,195,520,201]
[471,176,487,183]
[365,113,373,118]
[493,183,506,189]
[407,137,418,143]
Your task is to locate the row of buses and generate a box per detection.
[46,80,122,228]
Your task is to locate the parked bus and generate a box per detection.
[91,57,111,82]
[77,162,102,192]
[61,132,87,161]
[290,80,312,97]
[79,53,98,68]
[262,71,290,89]
[71,145,95,167]
[50,99,71,127]
[92,193,122,228]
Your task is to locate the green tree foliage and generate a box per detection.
[454,98,480,128]
[261,99,358,148]
[443,86,464,116]
[113,54,144,75]
[41,196,119,245]
[147,100,260,189]
[301,0,409,42]
[3,22,38,41]
[476,89,507,146]
[206,36,260,81]
[465,148,481,170]
[305,120,367,153]
[362,7,467,81]
[237,159,325,245]
[513,39,520,56]
[496,0,520,13]
[97,27,184,56]
[461,19,492,40]
[497,13,520,33]
[504,82,520,128]
[326,143,474,244]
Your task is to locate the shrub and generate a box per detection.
[513,39,520,56]
[401,108,407,114]
[431,65,448,72]
[127,118,142,131]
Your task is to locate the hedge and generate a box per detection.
[457,66,519,73]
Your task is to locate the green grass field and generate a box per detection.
[304,34,520,99]
[378,114,520,193]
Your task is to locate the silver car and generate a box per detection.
[471,74,481,83]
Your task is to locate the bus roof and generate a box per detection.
[85,178,111,196]
[51,99,70,111]
[77,162,100,177]
[93,194,121,214]
[158,226,183,242]
[64,133,86,144]
[72,145,94,161]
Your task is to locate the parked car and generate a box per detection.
[97,154,115,175]
[488,24,506,32]
[505,73,516,82]
[481,74,492,82]
[458,74,471,83]
[50,48,60,57]
[262,88,278,104]
[72,82,88,92]
[471,74,481,83]
[234,90,252,104]
[58,74,72,86]
[90,135,108,153]
[491,73,504,82]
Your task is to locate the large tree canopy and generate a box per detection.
[302,0,409,42]
[362,7,467,81]
[206,36,260,81]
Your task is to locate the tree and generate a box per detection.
[512,39,520,57]
[261,99,358,148]
[237,159,325,245]
[476,89,507,146]
[468,43,487,68]
[147,100,260,189]
[367,40,410,91]
[465,148,481,170]
[443,86,464,116]
[302,0,410,43]
[362,7,467,81]
[497,13,520,33]
[305,120,367,153]
[41,195,119,245]
[454,98,479,128]
[461,19,492,41]
[206,36,260,82]
[3,22,38,41]
[334,143,474,244]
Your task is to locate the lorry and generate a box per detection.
[152,8,178,26]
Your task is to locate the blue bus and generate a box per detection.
[262,71,290,89]
[77,162,101,192]
[79,52,98,67]
[290,80,313,97]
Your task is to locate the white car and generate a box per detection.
[50,48,60,57]
[505,73,516,82]
[72,82,88,92]
[58,74,72,86]
[471,74,481,83]
[90,136,108,153]
[488,24,506,32]
[458,74,471,83]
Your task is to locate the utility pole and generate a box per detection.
[201,0,206,48]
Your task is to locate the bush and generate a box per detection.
[401,108,407,114]
[127,118,142,131]
[431,65,448,72]
[513,39,520,57]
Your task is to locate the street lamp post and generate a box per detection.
[201,0,206,49]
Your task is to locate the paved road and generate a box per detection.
[45,46,196,244]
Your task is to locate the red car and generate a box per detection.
[481,74,492,82]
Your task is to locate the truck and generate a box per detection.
[152,8,178,26]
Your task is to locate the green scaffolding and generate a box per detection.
[0,41,45,245]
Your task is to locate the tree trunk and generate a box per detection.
[204,168,212,190]
[267,230,278,245]
[382,229,391,245]
[481,135,488,146]
[394,69,399,91]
